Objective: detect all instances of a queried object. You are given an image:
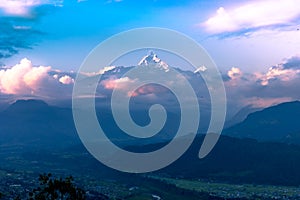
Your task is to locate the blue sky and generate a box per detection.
[0,0,218,69]
[1,0,299,71]
[0,0,300,111]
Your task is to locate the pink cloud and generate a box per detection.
[227,67,243,80]
[257,65,300,86]
[242,97,293,108]
[226,67,244,86]
[0,58,51,94]
[224,56,300,110]
[129,85,167,97]
[101,77,168,98]
[59,75,74,85]
[101,77,135,90]
[0,58,75,97]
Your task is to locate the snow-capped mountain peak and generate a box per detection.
[138,51,169,72]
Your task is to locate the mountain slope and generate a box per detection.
[161,135,300,186]
[225,105,261,128]
[0,99,79,147]
[224,101,300,143]
[0,99,182,147]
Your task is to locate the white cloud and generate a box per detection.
[0,0,40,16]
[227,67,244,86]
[81,66,116,77]
[229,56,300,87]
[98,66,116,74]
[203,0,300,34]
[227,67,243,80]
[59,75,74,85]
[257,65,300,86]
[24,65,51,88]
[0,58,51,94]
[0,58,74,98]
[53,74,59,79]
[0,0,62,16]
[224,55,300,111]
[13,25,32,30]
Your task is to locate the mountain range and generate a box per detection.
[1,99,300,147]
[1,99,300,186]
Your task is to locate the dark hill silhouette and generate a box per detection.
[0,99,181,147]
[224,101,300,144]
[0,99,79,147]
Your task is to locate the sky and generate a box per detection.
[0,0,300,114]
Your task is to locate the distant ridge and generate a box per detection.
[224,101,300,144]
[0,99,78,147]
[7,99,49,112]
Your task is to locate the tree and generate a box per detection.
[28,173,85,200]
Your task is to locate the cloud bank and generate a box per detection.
[1,56,300,118]
[203,0,300,36]
[224,55,300,109]
[0,58,74,100]
[0,58,50,94]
